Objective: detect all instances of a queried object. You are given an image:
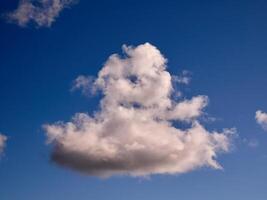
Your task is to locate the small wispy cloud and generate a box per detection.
[71,75,96,96]
[255,110,267,131]
[5,0,77,27]
[44,43,235,178]
[243,138,259,148]
[172,70,191,85]
[0,133,7,156]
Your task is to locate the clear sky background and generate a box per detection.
[0,0,267,199]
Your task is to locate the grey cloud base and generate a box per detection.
[44,43,234,178]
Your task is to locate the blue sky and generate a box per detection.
[0,0,267,199]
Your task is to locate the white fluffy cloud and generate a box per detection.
[255,110,267,131]
[0,134,7,156]
[6,0,76,27]
[44,43,234,178]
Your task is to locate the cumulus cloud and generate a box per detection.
[44,43,234,178]
[0,134,7,156]
[255,110,267,131]
[6,0,76,27]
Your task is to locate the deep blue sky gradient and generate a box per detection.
[0,0,267,199]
